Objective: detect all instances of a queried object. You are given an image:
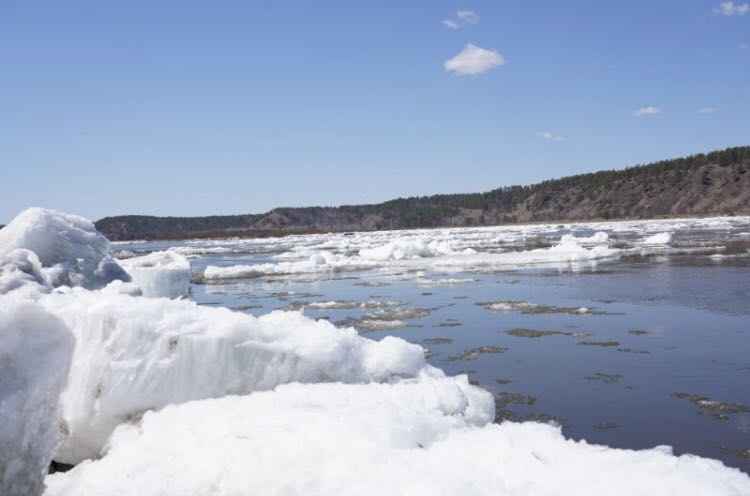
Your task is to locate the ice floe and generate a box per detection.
[560,231,609,245]
[119,250,191,298]
[359,238,476,261]
[201,233,621,281]
[642,232,672,245]
[201,252,377,281]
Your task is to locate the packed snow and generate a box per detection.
[119,250,191,298]
[46,378,750,496]
[38,290,426,464]
[0,300,73,496]
[0,208,129,289]
[0,249,50,298]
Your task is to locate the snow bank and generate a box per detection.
[642,232,672,245]
[359,238,474,261]
[46,377,750,496]
[0,249,50,297]
[1,300,73,496]
[37,289,426,464]
[0,208,128,289]
[119,250,191,298]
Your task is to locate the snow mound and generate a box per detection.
[1,300,73,496]
[0,249,50,297]
[45,377,750,496]
[0,208,128,289]
[359,238,474,261]
[37,290,427,464]
[120,250,191,298]
[642,232,672,245]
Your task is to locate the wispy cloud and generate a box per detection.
[444,43,504,76]
[714,1,750,15]
[442,9,480,29]
[740,42,749,49]
[537,131,565,141]
[456,10,480,24]
[698,107,718,114]
[633,106,662,117]
[441,19,460,29]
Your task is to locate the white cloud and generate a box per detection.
[698,107,718,113]
[444,44,504,76]
[442,9,480,29]
[715,1,750,15]
[442,19,460,30]
[537,131,565,141]
[633,106,662,117]
[456,10,480,24]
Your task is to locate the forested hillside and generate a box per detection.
[95,146,750,240]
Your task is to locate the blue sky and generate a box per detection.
[1,1,749,222]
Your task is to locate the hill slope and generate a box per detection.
[96,146,750,240]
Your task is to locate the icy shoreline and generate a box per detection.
[1,208,748,495]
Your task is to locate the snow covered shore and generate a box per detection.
[0,208,748,495]
[0,300,73,496]
[46,380,750,496]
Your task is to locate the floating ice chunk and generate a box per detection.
[417,277,477,286]
[432,237,620,272]
[202,252,376,280]
[479,300,595,315]
[37,290,427,464]
[45,376,750,496]
[642,232,672,245]
[0,300,73,496]
[561,231,609,245]
[120,250,191,298]
[0,208,128,289]
[708,252,750,261]
[302,300,401,311]
[359,238,474,261]
[356,318,408,331]
[305,300,359,309]
[169,245,234,256]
